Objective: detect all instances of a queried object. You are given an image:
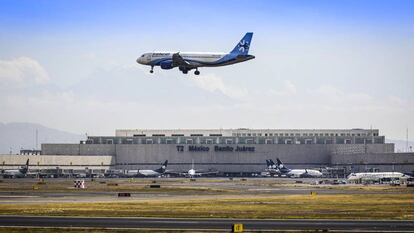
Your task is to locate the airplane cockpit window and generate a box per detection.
[141,54,145,57]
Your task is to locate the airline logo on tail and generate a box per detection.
[230,32,253,55]
[155,160,168,173]
[238,40,249,52]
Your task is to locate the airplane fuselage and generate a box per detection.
[138,169,162,177]
[287,169,323,178]
[347,172,407,181]
[137,52,254,69]
[2,170,25,178]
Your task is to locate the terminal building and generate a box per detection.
[1,128,413,176]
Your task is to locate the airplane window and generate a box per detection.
[141,55,144,57]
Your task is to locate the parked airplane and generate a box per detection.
[169,160,218,178]
[1,159,29,178]
[264,159,280,176]
[271,158,323,178]
[136,32,255,75]
[126,160,168,177]
[347,172,409,181]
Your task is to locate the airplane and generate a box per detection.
[347,172,410,182]
[264,159,280,176]
[126,160,168,177]
[1,159,29,178]
[136,32,255,75]
[169,160,219,178]
[271,158,323,178]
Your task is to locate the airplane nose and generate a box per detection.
[136,57,143,64]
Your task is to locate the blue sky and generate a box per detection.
[0,0,413,140]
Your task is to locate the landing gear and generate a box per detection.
[150,66,154,74]
[182,70,188,74]
[194,69,200,75]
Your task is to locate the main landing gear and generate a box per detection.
[149,66,154,74]
[194,69,200,75]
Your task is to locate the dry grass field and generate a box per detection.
[1,194,414,220]
[1,178,414,220]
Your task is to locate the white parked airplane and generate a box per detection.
[129,160,168,177]
[270,158,323,178]
[1,159,29,178]
[183,160,218,178]
[170,160,218,178]
[136,32,255,75]
[347,172,409,181]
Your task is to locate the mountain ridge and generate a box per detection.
[0,122,84,154]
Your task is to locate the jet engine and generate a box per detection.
[160,60,174,70]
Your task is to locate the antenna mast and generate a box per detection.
[407,128,409,153]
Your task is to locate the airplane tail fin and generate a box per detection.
[19,159,29,174]
[276,158,289,170]
[155,160,168,173]
[230,32,253,55]
[268,159,276,169]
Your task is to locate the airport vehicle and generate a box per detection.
[126,160,168,177]
[169,160,218,178]
[347,172,409,182]
[136,32,255,75]
[271,158,323,178]
[1,159,29,178]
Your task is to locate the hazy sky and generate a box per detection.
[0,0,413,140]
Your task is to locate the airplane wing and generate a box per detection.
[164,170,188,177]
[172,53,192,68]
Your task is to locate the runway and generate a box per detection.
[0,216,414,231]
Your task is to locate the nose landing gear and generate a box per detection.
[149,66,154,74]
